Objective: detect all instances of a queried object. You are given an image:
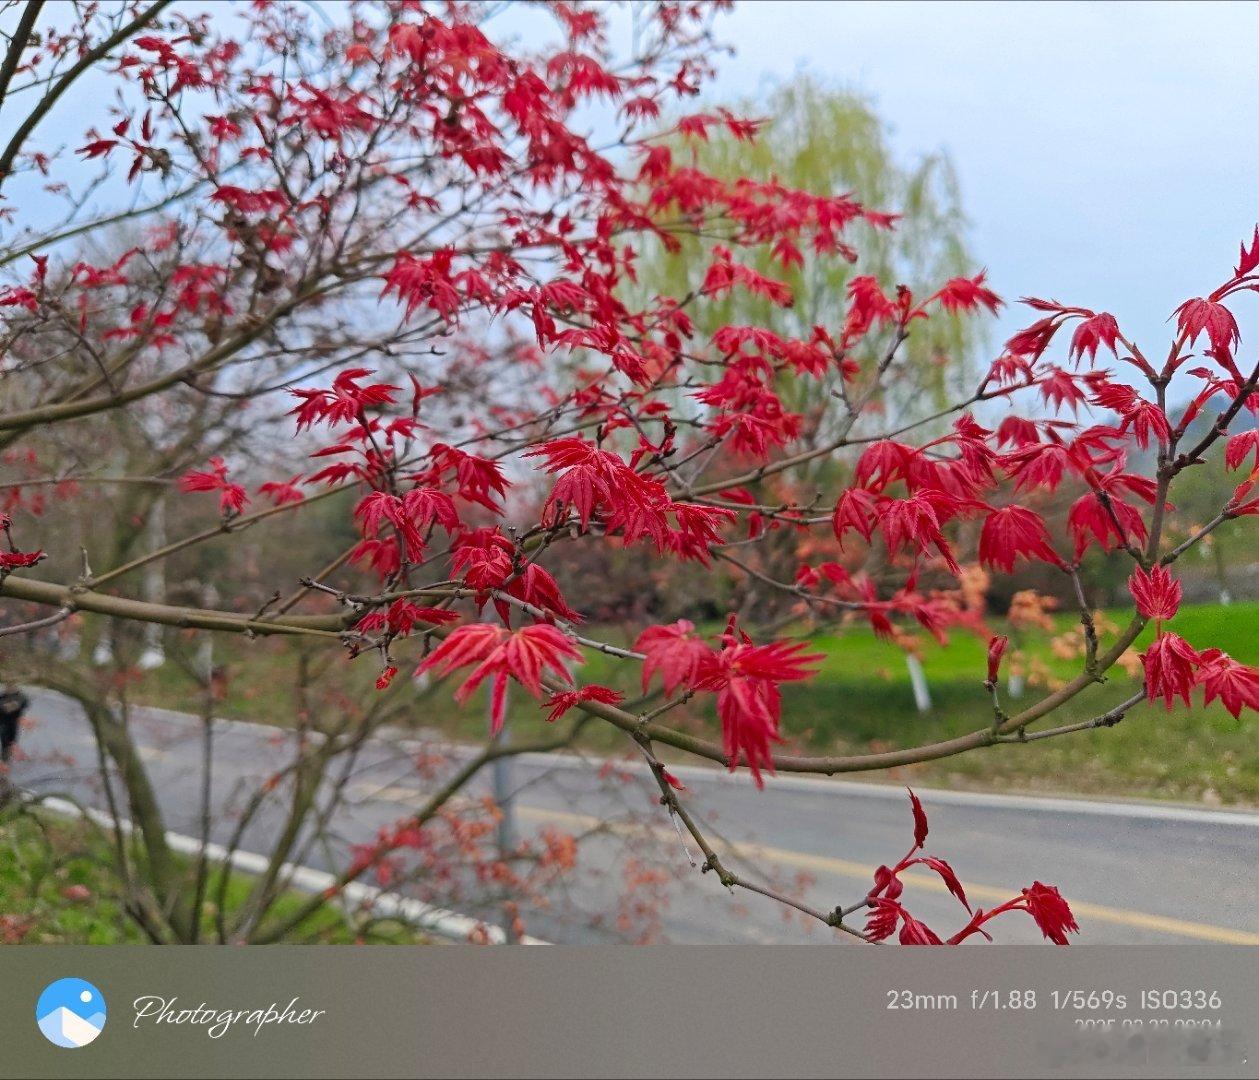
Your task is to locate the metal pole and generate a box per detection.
[138,497,166,669]
[197,633,214,685]
[489,682,518,942]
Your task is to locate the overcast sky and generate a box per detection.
[688,1,1259,372]
[8,1,1255,393]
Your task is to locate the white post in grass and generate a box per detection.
[905,653,932,714]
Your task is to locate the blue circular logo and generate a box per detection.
[35,978,106,1048]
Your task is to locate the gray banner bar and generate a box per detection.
[4,946,1255,1078]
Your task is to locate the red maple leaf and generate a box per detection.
[693,633,822,786]
[417,623,583,732]
[934,272,1001,316]
[978,506,1062,573]
[178,457,248,516]
[1174,297,1240,358]
[634,620,712,695]
[1140,632,1202,710]
[1195,649,1259,718]
[1068,311,1120,364]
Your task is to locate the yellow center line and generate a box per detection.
[351,785,1259,945]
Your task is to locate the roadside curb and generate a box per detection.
[30,794,547,946]
[27,687,1259,828]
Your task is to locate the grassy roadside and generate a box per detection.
[0,807,433,945]
[97,602,1259,807]
[772,602,1258,804]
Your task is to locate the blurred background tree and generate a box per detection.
[634,73,984,425]
[597,75,990,629]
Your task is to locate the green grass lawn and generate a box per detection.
[112,602,1259,807]
[776,666,1254,805]
[0,807,433,944]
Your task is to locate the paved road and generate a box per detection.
[13,688,1259,944]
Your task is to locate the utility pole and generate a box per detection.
[137,497,167,669]
[489,682,518,942]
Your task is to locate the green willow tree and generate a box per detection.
[619,76,990,645]
[636,75,984,428]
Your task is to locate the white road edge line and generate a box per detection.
[32,794,547,946]
[513,755,1259,828]
[36,689,1259,828]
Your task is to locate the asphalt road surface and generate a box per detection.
[13,688,1259,945]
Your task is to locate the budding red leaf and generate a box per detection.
[986,635,1009,686]
[661,769,686,792]
[934,272,1002,316]
[908,788,928,849]
[542,685,624,723]
[918,856,971,913]
[1128,565,1181,623]
[1020,882,1079,945]
[864,896,902,942]
[0,549,44,570]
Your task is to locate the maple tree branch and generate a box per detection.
[525,611,1148,777]
[1161,511,1231,566]
[0,604,72,638]
[0,1,44,111]
[0,1,174,189]
[0,474,175,490]
[631,734,868,941]
[0,574,351,637]
[0,279,320,433]
[1066,566,1101,675]
[1175,359,1259,471]
[249,720,587,944]
[85,483,350,589]
[994,689,1147,744]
